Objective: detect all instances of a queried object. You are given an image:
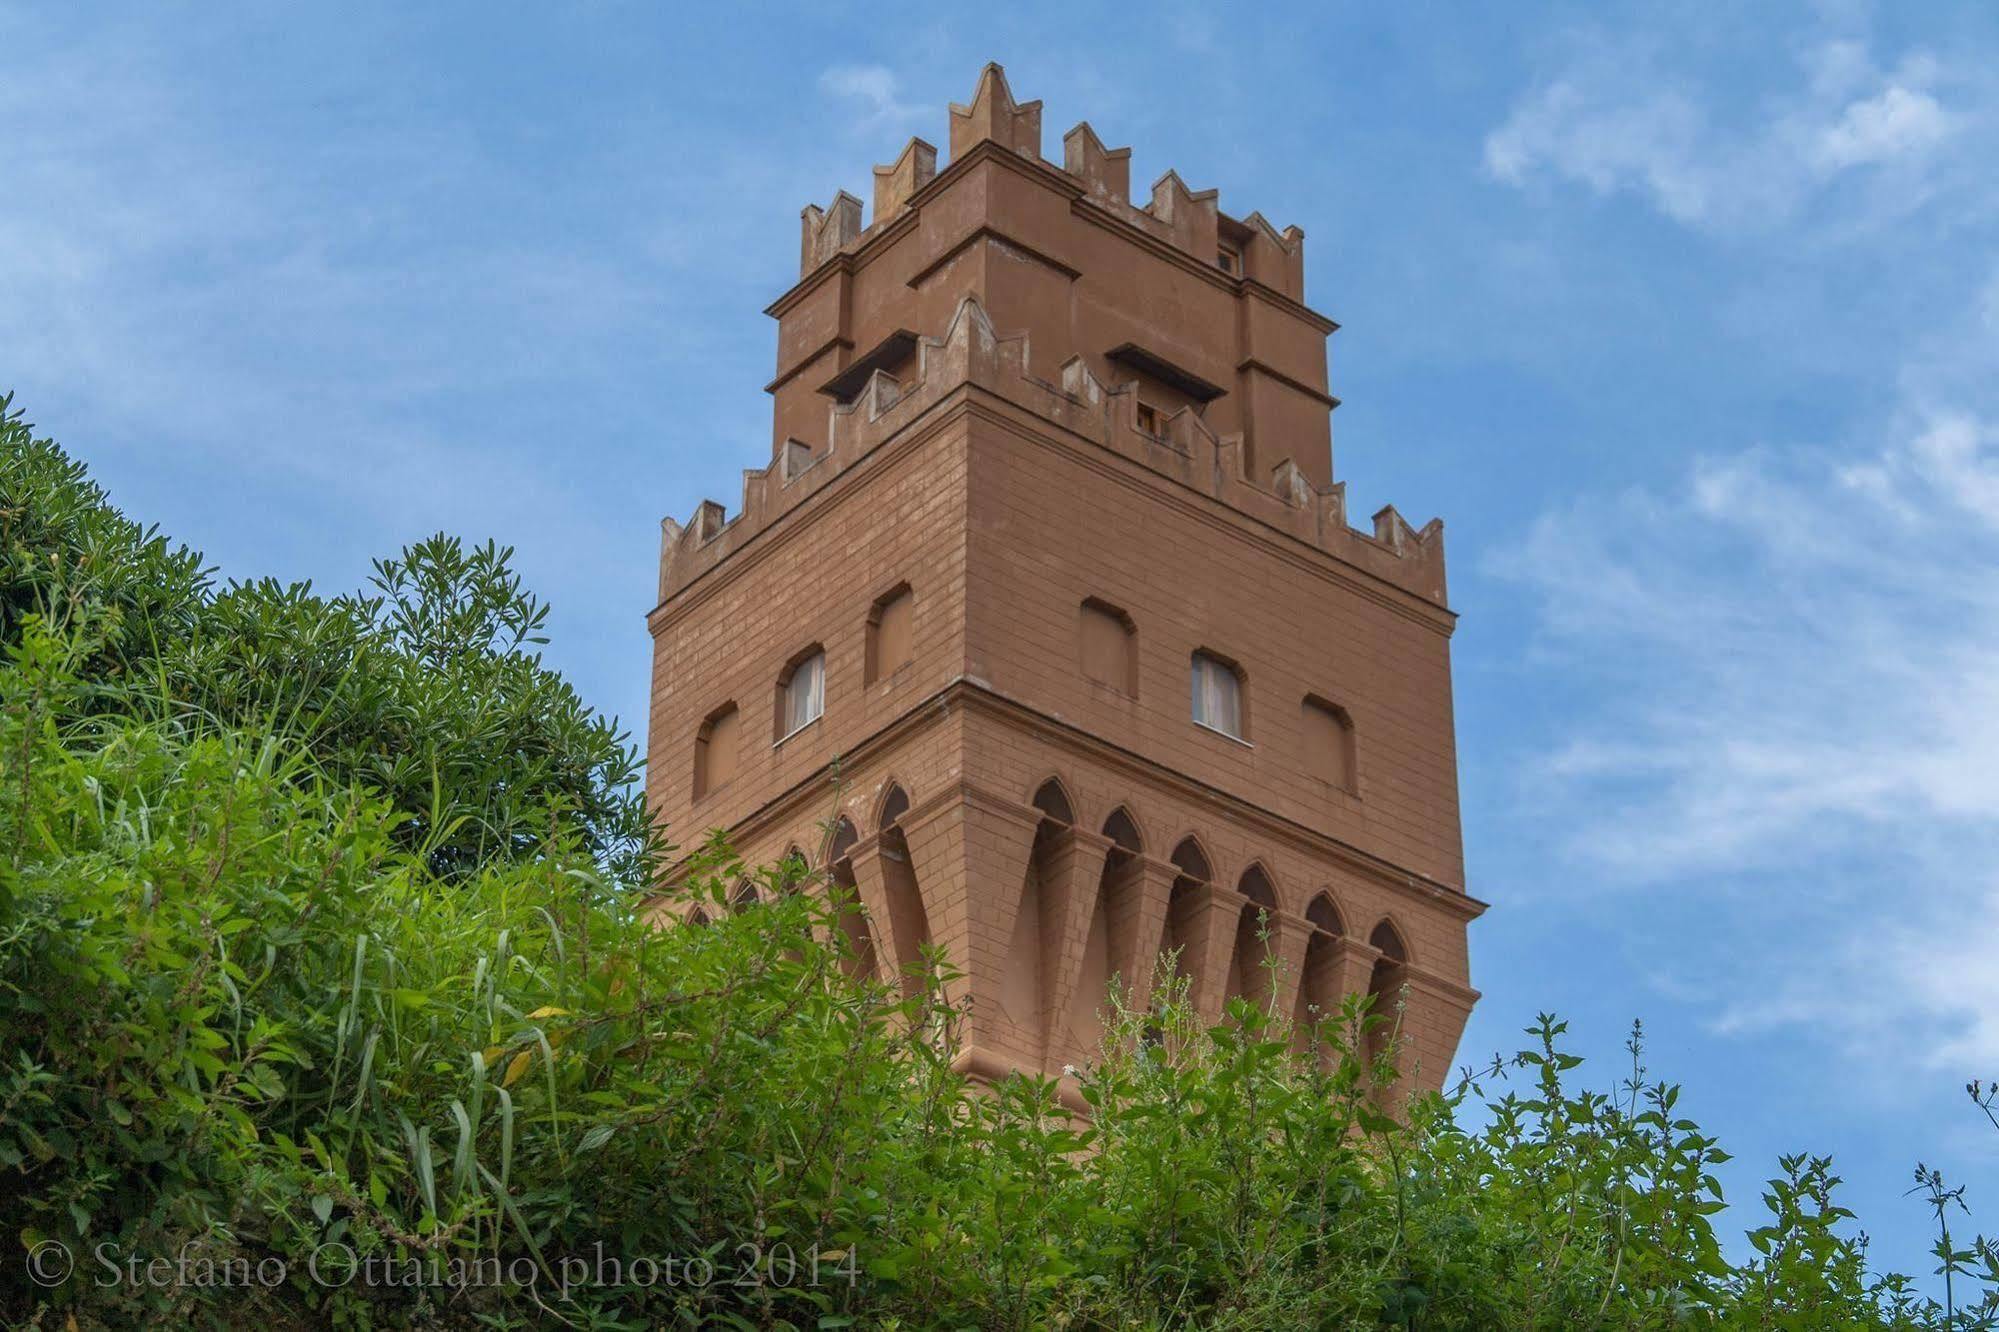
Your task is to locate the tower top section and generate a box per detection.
[659,62,1447,614]
[768,62,1340,491]
[800,64,1307,303]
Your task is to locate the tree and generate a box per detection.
[0,393,653,886]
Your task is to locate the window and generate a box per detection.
[1302,695,1357,792]
[1216,243,1243,276]
[866,584,914,683]
[1079,598,1137,696]
[1135,401,1161,436]
[1190,651,1244,739]
[781,438,815,481]
[777,648,825,739]
[693,703,739,798]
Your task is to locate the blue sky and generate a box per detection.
[5,0,1996,1277]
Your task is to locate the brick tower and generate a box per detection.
[645,64,1482,1098]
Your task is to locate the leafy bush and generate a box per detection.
[2,394,1995,1328]
[0,393,651,887]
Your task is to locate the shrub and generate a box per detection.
[0,393,652,888]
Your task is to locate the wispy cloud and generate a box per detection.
[817,64,926,133]
[1480,11,1999,1072]
[1814,82,1957,170]
[1483,35,1973,233]
[1490,261,1999,1063]
[0,14,739,550]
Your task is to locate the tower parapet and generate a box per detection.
[658,294,1444,609]
[795,64,1308,296]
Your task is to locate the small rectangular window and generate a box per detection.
[1216,244,1243,276]
[866,585,914,683]
[1303,696,1357,792]
[1080,598,1136,696]
[1135,402,1161,436]
[782,438,815,481]
[694,704,740,798]
[781,650,825,738]
[1191,651,1242,739]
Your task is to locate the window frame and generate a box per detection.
[1189,649,1248,743]
[775,645,826,743]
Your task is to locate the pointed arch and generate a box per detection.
[1225,862,1280,1011]
[729,879,760,913]
[1007,790,1072,1072]
[1101,805,1144,854]
[1160,835,1212,1002]
[1306,892,1346,937]
[778,845,809,894]
[823,815,877,979]
[1062,801,1143,1066]
[1368,917,1410,965]
[686,907,711,928]
[863,786,932,999]
[875,782,911,831]
[1236,862,1278,911]
[1293,918,1343,1066]
[1295,893,1354,1066]
[823,820,878,982]
[1168,835,1211,884]
[824,816,859,866]
[1029,777,1075,825]
[1364,917,1413,1091]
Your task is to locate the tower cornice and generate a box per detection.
[648,373,1453,637]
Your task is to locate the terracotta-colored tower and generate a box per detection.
[645,64,1482,1097]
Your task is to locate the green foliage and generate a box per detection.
[2,394,1995,1327]
[0,393,651,887]
[3,619,1994,1328]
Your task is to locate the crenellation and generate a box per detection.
[658,295,1444,608]
[1236,212,1307,300]
[873,136,939,223]
[1143,170,1221,261]
[789,65,1305,291]
[1062,122,1131,207]
[949,62,1042,162]
[799,190,863,274]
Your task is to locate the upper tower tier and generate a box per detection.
[660,63,1447,613]
[769,63,1340,491]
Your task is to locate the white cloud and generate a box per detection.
[1483,36,1974,233]
[817,64,924,132]
[1483,81,1717,224]
[1492,322,1999,1064]
[1483,18,1999,1074]
[1814,84,1957,170]
[0,16,745,544]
